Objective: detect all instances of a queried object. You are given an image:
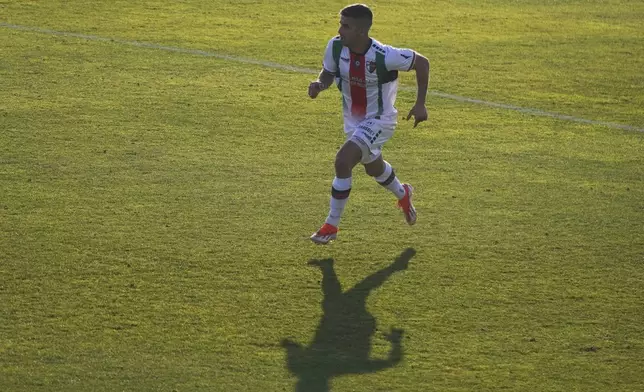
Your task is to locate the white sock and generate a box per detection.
[374,161,405,199]
[325,177,352,227]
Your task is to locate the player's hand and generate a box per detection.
[308,81,325,99]
[406,103,428,128]
[383,328,404,344]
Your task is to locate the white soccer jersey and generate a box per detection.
[322,36,416,131]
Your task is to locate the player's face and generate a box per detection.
[338,16,364,47]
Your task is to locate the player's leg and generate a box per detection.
[360,121,416,225]
[364,155,416,225]
[364,156,405,199]
[311,140,363,244]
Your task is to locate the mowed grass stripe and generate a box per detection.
[2,21,643,133]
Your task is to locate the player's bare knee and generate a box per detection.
[335,146,361,176]
[334,154,353,177]
[364,158,385,177]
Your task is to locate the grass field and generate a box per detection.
[1,1,643,391]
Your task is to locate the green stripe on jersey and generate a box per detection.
[332,40,343,78]
[332,39,343,92]
[375,51,386,117]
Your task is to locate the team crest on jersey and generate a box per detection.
[367,61,377,73]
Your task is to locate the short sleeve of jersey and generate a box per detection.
[384,45,416,72]
[322,38,338,74]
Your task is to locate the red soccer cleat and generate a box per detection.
[310,223,339,245]
[397,184,417,225]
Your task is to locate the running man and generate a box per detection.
[309,3,430,244]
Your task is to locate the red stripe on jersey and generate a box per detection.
[349,52,367,118]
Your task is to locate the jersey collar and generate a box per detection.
[349,38,373,56]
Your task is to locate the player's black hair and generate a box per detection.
[340,4,373,30]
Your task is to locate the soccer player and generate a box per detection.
[309,3,430,244]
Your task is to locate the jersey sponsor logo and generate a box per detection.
[350,75,366,89]
[349,52,367,117]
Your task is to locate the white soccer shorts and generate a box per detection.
[346,118,396,164]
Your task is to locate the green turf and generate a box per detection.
[1,1,643,391]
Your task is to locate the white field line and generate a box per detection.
[2,22,643,133]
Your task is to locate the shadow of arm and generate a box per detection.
[346,328,404,374]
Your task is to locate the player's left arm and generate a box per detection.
[406,52,430,128]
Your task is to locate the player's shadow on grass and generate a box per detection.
[281,248,416,392]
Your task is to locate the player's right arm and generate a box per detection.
[308,69,335,99]
[309,38,339,99]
